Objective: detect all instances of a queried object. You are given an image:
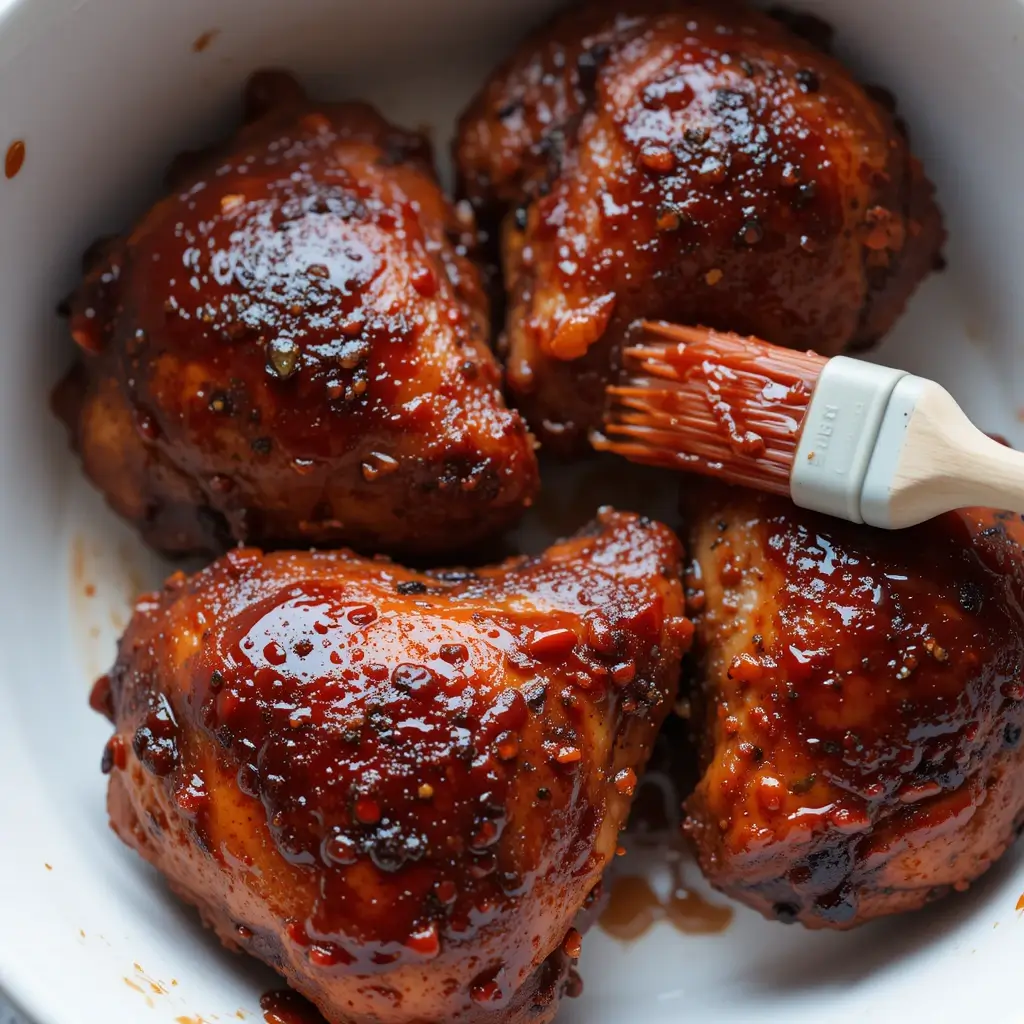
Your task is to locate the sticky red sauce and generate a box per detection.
[600,874,733,939]
[102,510,686,1021]
[455,3,942,452]
[192,29,219,52]
[4,139,25,179]
[57,70,538,558]
[688,491,1024,927]
[260,990,326,1024]
[599,322,822,491]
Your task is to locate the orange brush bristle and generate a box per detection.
[595,321,827,492]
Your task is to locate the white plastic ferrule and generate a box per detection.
[790,356,908,523]
[859,375,930,528]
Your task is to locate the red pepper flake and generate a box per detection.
[555,745,582,765]
[405,922,440,958]
[728,653,764,684]
[562,927,582,960]
[528,626,578,660]
[308,943,348,967]
[638,144,676,173]
[470,977,504,1005]
[435,880,457,905]
[4,140,25,180]
[494,731,520,761]
[614,767,637,796]
[354,796,381,824]
[611,660,636,686]
[410,265,438,297]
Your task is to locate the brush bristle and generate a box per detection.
[595,321,826,493]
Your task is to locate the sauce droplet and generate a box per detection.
[192,29,219,52]
[259,989,326,1024]
[5,140,25,179]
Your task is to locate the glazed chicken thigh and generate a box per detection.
[56,71,537,558]
[95,510,690,1023]
[456,0,943,451]
[683,487,1024,928]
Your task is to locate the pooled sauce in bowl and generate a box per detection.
[599,715,734,940]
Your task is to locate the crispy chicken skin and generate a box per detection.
[94,510,690,1023]
[456,1,944,451]
[683,487,1024,928]
[55,71,537,558]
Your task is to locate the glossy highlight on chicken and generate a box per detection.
[55,70,538,558]
[94,509,690,1023]
[456,0,944,451]
[683,486,1024,928]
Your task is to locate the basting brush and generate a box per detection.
[594,320,1024,528]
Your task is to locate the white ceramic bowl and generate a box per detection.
[2,0,1024,1022]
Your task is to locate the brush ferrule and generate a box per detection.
[860,375,937,528]
[790,356,908,522]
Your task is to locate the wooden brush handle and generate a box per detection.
[861,378,1024,529]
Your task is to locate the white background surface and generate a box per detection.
[2,0,1024,1022]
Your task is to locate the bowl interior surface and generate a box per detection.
[1,0,1023,1022]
